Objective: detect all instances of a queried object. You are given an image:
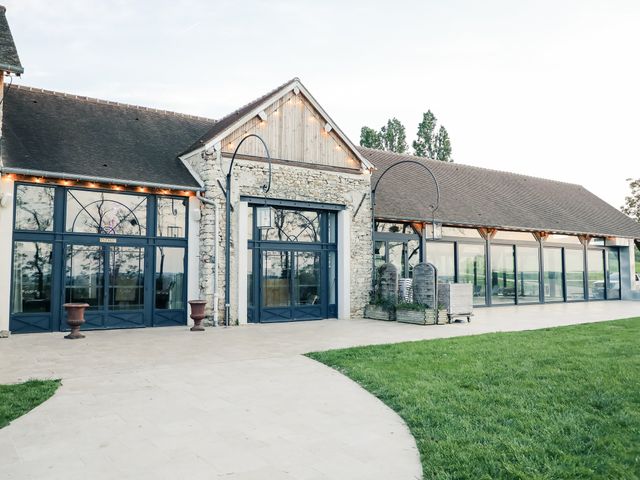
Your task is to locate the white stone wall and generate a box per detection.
[185,149,372,325]
[0,176,15,334]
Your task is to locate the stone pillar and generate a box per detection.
[0,175,15,334]
[337,209,351,319]
[186,196,201,327]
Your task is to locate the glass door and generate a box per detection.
[63,243,146,329]
[260,249,323,322]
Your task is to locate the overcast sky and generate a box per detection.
[4,0,639,209]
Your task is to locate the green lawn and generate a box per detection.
[308,319,640,480]
[0,379,60,429]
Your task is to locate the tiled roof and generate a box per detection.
[182,77,299,155]
[361,147,640,239]
[0,6,22,74]
[1,85,215,189]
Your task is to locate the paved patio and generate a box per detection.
[1,301,639,480]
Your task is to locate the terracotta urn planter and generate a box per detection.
[63,303,90,339]
[188,300,207,331]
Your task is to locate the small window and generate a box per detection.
[12,241,53,313]
[261,209,321,242]
[493,230,537,242]
[376,222,415,234]
[14,184,55,231]
[66,189,147,235]
[547,234,582,246]
[441,226,481,239]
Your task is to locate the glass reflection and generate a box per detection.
[12,241,52,313]
[155,247,185,309]
[157,197,187,238]
[587,249,605,300]
[65,245,104,309]
[262,209,321,242]
[109,247,144,310]
[388,242,404,278]
[543,247,564,301]
[458,243,486,305]
[427,242,455,283]
[491,245,515,304]
[294,252,321,305]
[607,250,620,299]
[517,246,540,303]
[263,251,291,307]
[66,189,147,235]
[328,251,337,305]
[565,249,585,300]
[15,185,55,231]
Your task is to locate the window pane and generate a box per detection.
[294,251,321,305]
[328,251,337,305]
[458,243,486,306]
[65,245,104,309]
[407,240,420,278]
[376,222,415,234]
[517,246,540,303]
[157,197,187,238]
[493,230,537,242]
[607,250,620,300]
[374,241,386,272]
[262,209,321,242]
[328,213,337,244]
[491,245,515,304]
[427,242,455,283]
[247,249,254,307]
[109,246,144,310]
[547,234,582,246]
[263,251,291,307]
[66,190,147,235]
[587,249,605,300]
[388,242,404,277]
[14,185,55,231]
[155,247,185,309]
[543,247,564,301]
[565,249,585,300]
[12,241,53,313]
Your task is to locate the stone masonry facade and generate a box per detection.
[186,150,373,325]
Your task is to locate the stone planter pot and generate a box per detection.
[63,303,89,339]
[364,304,395,321]
[188,300,207,331]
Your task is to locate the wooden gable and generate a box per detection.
[220,90,361,171]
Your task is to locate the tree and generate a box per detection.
[380,118,408,154]
[434,126,452,162]
[413,110,438,158]
[359,126,382,149]
[621,177,640,222]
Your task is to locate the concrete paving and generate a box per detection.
[1,301,638,479]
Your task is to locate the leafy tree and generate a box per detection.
[622,178,640,222]
[413,110,438,158]
[434,126,452,162]
[359,126,382,149]
[380,118,408,154]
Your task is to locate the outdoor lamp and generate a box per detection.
[256,205,273,230]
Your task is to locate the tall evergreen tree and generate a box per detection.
[380,118,408,154]
[359,126,383,149]
[413,110,438,158]
[434,126,453,162]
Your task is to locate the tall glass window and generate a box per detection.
[587,249,605,300]
[12,241,53,313]
[14,185,55,231]
[517,246,540,303]
[109,246,145,310]
[65,245,103,309]
[293,251,321,305]
[565,249,585,300]
[406,239,420,278]
[388,242,404,278]
[157,197,187,238]
[66,190,147,235]
[491,245,515,304]
[374,241,386,272]
[458,243,486,306]
[155,247,185,309]
[427,242,455,283]
[607,250,621,300]
[543,247,564,301]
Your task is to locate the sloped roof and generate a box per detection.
[183,77,297,154]
[1,85,215,189]
[361,147,640,239]
[0,6,22,74]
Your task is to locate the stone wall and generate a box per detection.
[185,149,373,324]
